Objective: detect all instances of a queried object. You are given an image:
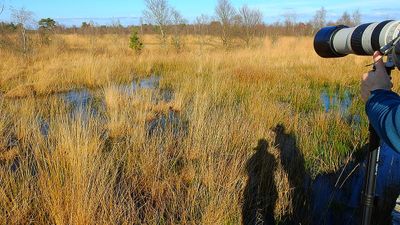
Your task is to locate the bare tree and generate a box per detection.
[238,5,263,47]
[283,11,297,34]
[143,0,171,45]
[311,7,327,34]
[195,14,210,51]
[0,2,4,47]
[139,17,144,34]
[337,11,352,26]
[215,0,236,47]
[0,0,6,15]
[170,8,186,52]
[11,7,34,53]
[195,14,210,36]
[352,9,362,26]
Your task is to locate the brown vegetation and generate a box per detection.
[0,30,398,224]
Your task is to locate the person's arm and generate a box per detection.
[366,89,400,152]
[361,51,399,151]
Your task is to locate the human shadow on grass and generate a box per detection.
[242,124,310,225]
[242,138,277,225]
[243,124,400,225]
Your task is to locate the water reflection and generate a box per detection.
[139,75,160,89]
[61,89,92,109]
[320,90,361,126]
[146,109,185,137]
[38,76,180,137]
[320,90,352,114]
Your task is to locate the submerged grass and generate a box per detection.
[1,34,398,224]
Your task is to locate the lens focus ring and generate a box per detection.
[351,23,372,55]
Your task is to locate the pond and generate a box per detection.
[37,75,183,136]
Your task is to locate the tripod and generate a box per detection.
[361,125,380,225]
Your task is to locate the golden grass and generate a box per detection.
[0,33,399,224]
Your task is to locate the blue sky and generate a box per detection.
[0,0,398,27]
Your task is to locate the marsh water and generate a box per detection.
[54,75,181,136]
[320,89,361,125]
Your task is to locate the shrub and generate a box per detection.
[129,29,143,54]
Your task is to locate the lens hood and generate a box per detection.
[314,25,349,58]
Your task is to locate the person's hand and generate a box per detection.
[361,51,393,102]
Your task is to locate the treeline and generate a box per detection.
[0,0,363,52]
[0,0,363,38]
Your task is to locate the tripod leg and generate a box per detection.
[362,125,380,225]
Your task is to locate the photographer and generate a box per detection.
[361,51,399,152]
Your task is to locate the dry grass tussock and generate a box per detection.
[0,34,399,224]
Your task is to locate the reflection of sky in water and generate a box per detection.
[146,110,184,137]
[61,76,161,113]
[61,89,93,112]
[139,75,160,89]
[38,117,50,136]
[320,90,361,126]
[113,75,160,95]
[320,90,352,114]
[38,76,178,137]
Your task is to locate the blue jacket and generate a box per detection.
[366,89,400,152]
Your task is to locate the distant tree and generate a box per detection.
[352,9,362,26]
[109,18,121,33]
[170,9,186,52]
[311,7,327,34]
[11,7,34,53]
[238,5,263,47]
[139,17,144,34]
[209,21,221,35]
[129,28,143,54]
[337,11,352,26]
[39,18,56,36]
[143,0,171,45]
[81,21,90,29]
[81,21,96,35]
[195,14,210,51]
[0,22,17,31]
[215,0,237,47]
[283,11,297,34]
[39,18,56,30]
[38,18,56,45]
[111,18,122,28]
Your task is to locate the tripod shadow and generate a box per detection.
[242,124,310,225]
